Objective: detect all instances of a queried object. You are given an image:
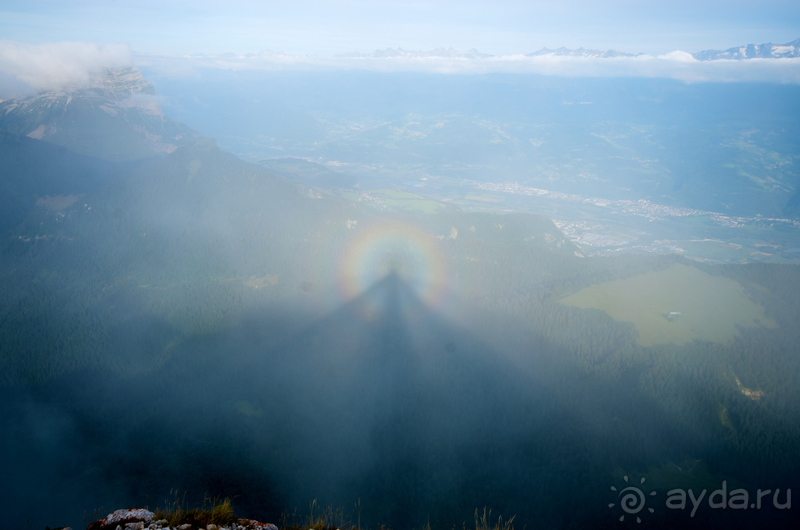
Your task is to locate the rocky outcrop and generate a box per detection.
[85,509,278,530]
[87,508,153,530]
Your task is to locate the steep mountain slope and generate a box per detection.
[0,67,201,162]
[0,131,124,232]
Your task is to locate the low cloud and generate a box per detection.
[0,41,133,96]
[657,50,697,63]
[138,50,800,84]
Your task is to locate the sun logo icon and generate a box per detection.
[608,475,657,523]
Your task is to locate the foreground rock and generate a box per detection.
[86,508,278,530]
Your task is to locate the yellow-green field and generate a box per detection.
[376,189,442,213]
[558,263,776,346]
[343,189,442,214]
[464,195,502,203]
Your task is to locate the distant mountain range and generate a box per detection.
[694,38,800,60]
[524,39,800,60]
[526,47,637,58]
[338,46,634,59]
[0,67,201,162]
[338,47,492,59]
[337,38,799,61]
[526,38,800,60]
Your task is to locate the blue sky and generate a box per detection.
[1,0,799,56]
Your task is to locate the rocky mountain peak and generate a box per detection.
[0,66,201,161]
[88,66,158,100]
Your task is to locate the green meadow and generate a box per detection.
[342,188,443,214]
[558,263,776,346]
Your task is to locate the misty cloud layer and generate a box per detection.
[0,41,132,96]
[138,51,800,84]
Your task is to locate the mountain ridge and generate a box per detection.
[331,39,800,61]
[694,38,800,60]
[0,67,202,162]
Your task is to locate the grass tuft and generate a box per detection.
[153,490,236,528]
[280,499,362,530]
[474,508,515,530]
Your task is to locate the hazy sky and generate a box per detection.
[2,0,799,56]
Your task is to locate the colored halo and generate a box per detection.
[338,221,449,307]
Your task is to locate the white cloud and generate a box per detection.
[137,50,800,84]
[0,41,133,94]
[656,50,697,62]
